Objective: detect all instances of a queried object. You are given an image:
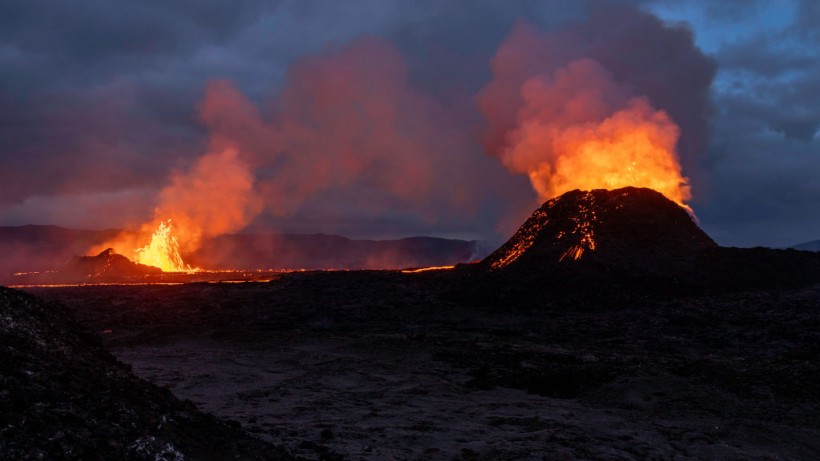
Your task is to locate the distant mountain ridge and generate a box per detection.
[193,233,487,270]
[0,225,122,276]
[0,225,487,282]
[792,240,820,252]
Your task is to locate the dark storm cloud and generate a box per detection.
[718,36,816,79]
[0,80,201,204]
[388,0,584,93]
[0,1,278,205]
[795,0,820,40]
[0,1,269,66]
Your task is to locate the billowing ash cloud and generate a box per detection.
[187,4,715,245]
[88,148,262,264]
[480,52,689,206]
[477,6,715,207]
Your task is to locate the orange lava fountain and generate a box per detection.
[134,220,195,272]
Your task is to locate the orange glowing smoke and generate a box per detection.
[91,148,261,271]
[481,54,692,211]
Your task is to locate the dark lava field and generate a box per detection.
[26,270,820,460]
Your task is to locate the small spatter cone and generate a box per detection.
[481,187,717,276]
[65,248,162,278]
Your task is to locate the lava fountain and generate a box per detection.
[134,220,192,272]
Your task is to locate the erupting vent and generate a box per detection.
[135,220,195,272]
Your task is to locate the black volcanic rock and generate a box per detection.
[64,248,163,278]
[482,187,715,277]
[0,286,294,460]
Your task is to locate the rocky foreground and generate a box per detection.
[0,286,296,460]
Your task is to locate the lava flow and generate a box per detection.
[557,192,598,262]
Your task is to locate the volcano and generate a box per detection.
[482,187,714,273]
[478,187,820,292]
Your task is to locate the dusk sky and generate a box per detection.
[1,0,818,248]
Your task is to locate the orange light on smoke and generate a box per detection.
[515,98,691,211]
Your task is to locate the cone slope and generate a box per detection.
[482,187,716,277]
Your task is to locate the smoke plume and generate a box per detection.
[96,37,489,267]
[478,8,715,207]
[481,56,689,206]
[199,38,480,221]
[91,148,260,266]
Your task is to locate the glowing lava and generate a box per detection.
[134,220,195,272]
[558,192,598,262]
[401,265,455,274]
